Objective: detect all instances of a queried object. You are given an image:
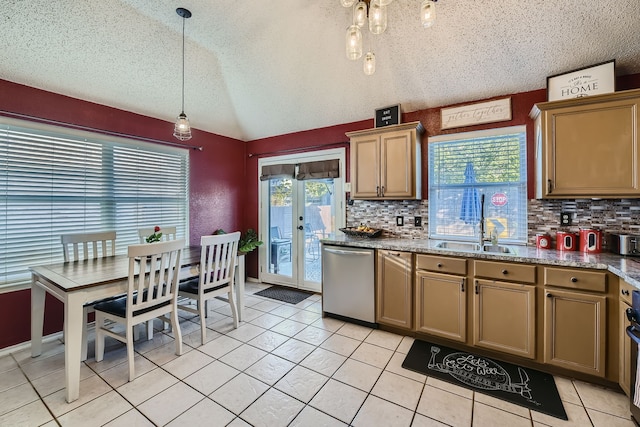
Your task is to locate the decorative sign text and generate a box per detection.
[491,193,508,207]
[441,98,512,130]
[375,104,401,128]
[547,60,615,101]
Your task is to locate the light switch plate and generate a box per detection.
[344,182,351,192]
[396,216,404,226]
[414,216,422,227]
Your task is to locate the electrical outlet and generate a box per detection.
[560,212,572,226]
[396,216,404,226]
[414,216,422,227]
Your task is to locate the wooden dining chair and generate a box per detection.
[60,231,117,361]
[178,232,240,345]
[94,239,185,381]
[138,226,177,243]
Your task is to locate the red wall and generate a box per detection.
[0,79,246,349]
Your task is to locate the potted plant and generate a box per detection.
[213,228,263,254]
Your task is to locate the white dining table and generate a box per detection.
[30,247,245,403]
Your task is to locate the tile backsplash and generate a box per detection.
[346,198,640,246]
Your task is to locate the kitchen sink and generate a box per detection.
[482,244,513,254]
[433,241,514,254]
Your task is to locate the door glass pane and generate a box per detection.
[303,178,335,283]
[268,178,292,277]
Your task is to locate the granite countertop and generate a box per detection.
[321,236,640,289]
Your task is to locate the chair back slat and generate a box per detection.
[61,231,117,262]
[200,232,240,293]
[138,226,178,244]
[127,239,184,316]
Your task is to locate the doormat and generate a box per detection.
[253,286,314,305]
[402,340,567,421]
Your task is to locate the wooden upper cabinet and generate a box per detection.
[531,89,640,198]
[348,121,423,200]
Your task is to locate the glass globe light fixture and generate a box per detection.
[420,0,436,28]
[353,1,367,27]
[346,25,363,60]
[364,51,376,75]
[368,0,387,35]
[340,0,357,7]
[173,112,192,141]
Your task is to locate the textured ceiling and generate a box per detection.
[2,1,640,141]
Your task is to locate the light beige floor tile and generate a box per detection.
[300,347,347,377]
[552,376,581,405]
[293,326,333,346]
[117,367,178,406]
[243,296,265,307]
[396,336,415,354]
[133,331,176,354]
[249,313,286,329]
[166,398,235,426]
[0,399,53,426]
[272,338,316,363]
[20,351,66,381]
[426,376,474,399]
[209,373,269,415]
[531,401,591,427]
[364,329,403,350]
[416,384,472,426]
[309,379,367,424]
[332,358,382,392]
[311,317,346,332]
[13,340,64,366]
[219,344,267,370]
[141,340,192,366]
[335,323,372,341]
[274,365,329,403]
[371,371,423,410]
[199,335,243,359]
[352,395,413,427]
[306,302,322,313]
[226,323,267,342]
[207,317,238,334]
[44,375,112,417]
[228,417,253,426]
[103,409,155,427]
[0,367,27,393]
[183,360,239,395]
[253,300,283,313]
[270,319,308,337]
[137,382,204,426]
[213,303,235,317]
[0,355,18,374]
[289,309,322,325]
[573,380,629,418]
[248,330,290,352]
[587,408,635,427]
[474,391,531,418]
[31,364,95,397]
[350,342,394,368]
[411,413,449,426]
[237,307,264,322]
[269,304,302,318]
[320,334,361,357]
[290,406,347,427]
[472,401,532,427]
[98,354,157,388]
[294,299,317,310]
[57,389,132,427]
[181,328,221,348]
[40,421,59,427]
[385,352,427,383]
[241,388,305,427]
[161,348,214,379]
[245,354,295,385]
[86,346,129,373]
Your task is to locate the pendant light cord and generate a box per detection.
[181,15,185,114]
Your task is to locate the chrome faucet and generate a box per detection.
[478,194,488,247]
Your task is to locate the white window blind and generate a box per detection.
[0,119,189,291]
[428,126,527,243]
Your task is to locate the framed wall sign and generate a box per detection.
[546,60,615,101]
[375,104,401,128]
[441,98,512,130]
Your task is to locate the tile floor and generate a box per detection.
[0,282,635,426]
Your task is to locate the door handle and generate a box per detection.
[460,278,465,293]
[474,280,479,294]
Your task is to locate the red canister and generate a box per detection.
[556,231,577,251]
[579,228,602,253]
[536,233,551,249]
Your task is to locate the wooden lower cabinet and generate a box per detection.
[544,288,607,377]
[376,250,413,329]
[473,279,536,359]
[415,271,466,342]
[619,299,632,396]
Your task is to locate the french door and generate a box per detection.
[258,149,345,292]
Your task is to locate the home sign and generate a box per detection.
[546,60,615,101]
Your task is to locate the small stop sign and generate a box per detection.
[491,193,508,206]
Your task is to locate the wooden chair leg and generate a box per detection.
[126,325,135,382]
[146,320,153,341]
[199,297,207,345]
[81,306,89,362]
[228,291,239,329]
[172,310,183,356]
[95,313,105,362]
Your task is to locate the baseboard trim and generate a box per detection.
[0,331,64,358]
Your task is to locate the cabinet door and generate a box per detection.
[380,130,415,198]
[376,250,412,329]
[473,279,536,359]
[542,95,640,197]
[350,135,380,198]
[415,271,466,342]
[544,288,606,377]
[620,299,632,396]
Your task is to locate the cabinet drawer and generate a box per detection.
[543,267,607,292]
[416,255,466,275]
[619,279,635,304]
[474,260,536,284]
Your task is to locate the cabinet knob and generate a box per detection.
[570,277,577,283]
[546,293,552,298]
[437,263,442,268]
[501,269,508,275]
[622,289,630,296]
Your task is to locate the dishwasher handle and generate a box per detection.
[324,248,372,256]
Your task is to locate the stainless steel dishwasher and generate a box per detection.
[322,244,375,326]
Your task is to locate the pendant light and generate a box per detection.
[368,0,387,35]
[173,7,192,141]
[420,0,437,28]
